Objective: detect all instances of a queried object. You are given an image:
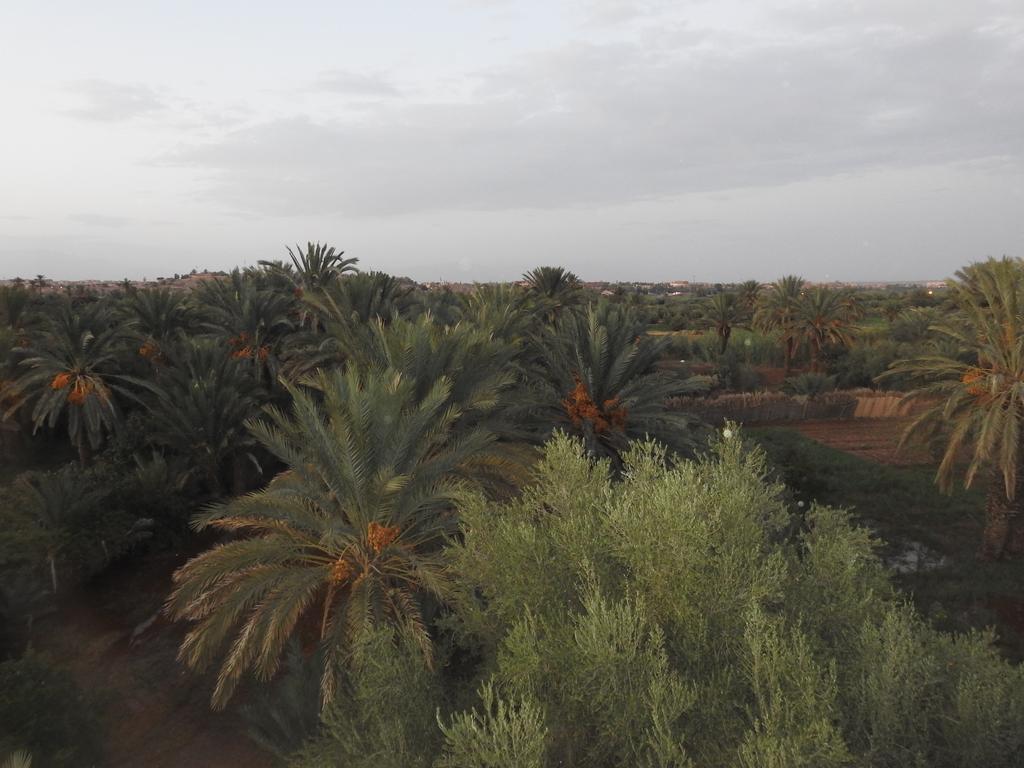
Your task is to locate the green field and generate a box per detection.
[751,426,1024,659]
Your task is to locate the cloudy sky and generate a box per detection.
[1,1,1022,282]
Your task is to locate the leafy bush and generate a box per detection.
[716,349,762,392]
[437,682,548,768]
[781,372,837,398]
[0,651,103,768]
[440,432,1024,766]
[292,629,443,768]
[890,308,941,344]
[832,341,905,389]
[659,333,693,360]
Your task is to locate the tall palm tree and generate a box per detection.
[522,266,582,323]
[526,304,709,465]
[145,340,264,495]
[882,257,1024,559]
[704,292,745,354]
[2,303,137,464]
[259,242,359,328]
[755,275,805,375]
[261,242,359,296]
[793,286,858,372]
[166,366,505,709]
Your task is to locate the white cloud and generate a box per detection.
[63,80,165,122]
[163,8,1024,217]
[314,70,401,97]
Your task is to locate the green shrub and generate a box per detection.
[436,682,548,768]
[781,372,837,397]
[0,651,102,768]
[442,431,1024,766]
[833,341,903,389]
[291,629,443,768]
[716,349,762,392]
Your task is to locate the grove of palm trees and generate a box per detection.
[3,251,1024,766]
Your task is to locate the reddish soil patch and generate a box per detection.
[753,367,789,388]
[760,418,933,466]
[990,596,1024,644]
[33,551,276,768]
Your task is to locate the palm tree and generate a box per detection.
[526,304,709,465]
[145,340,264,495]
[261,242,358,295]
[881,297,904,323]
[793,286,858,372]
[2,302,137,464]
[755,275,805,375]
[737,279,761,312]
[0,285,31,330]
[18,466,106,592]
[350,315,527,462]
[349,317,514,405]
[463,283,534,342]
[522,266,582,323]
[883,257,1024,559]
[125,287,192,363]
[412,288,465,327]
[310,271,414,327]
[1,750,32,768]
[704,292,745,354]
[259,242,359,328]
[166,366,504,709]
[278,272,417,381]
[196,270,294,384]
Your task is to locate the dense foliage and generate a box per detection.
[3,251,1024,765]
[885,258,1024,559]
[292,432,1024,766]
[0,651,103,767]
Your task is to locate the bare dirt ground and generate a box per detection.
[34,550,276,768]
[760,417,932,466]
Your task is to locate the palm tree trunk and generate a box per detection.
[48,553,58,593]
[809,337,823,373]
[981,468,1024,560]
[77,438,92,467]
[232,454,247,495]
[719,326,731,354]
[783,336,794,375]
[205,461,223,497]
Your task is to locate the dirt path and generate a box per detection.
[34,551,276,768]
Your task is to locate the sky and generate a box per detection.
[1,0,1022,283]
